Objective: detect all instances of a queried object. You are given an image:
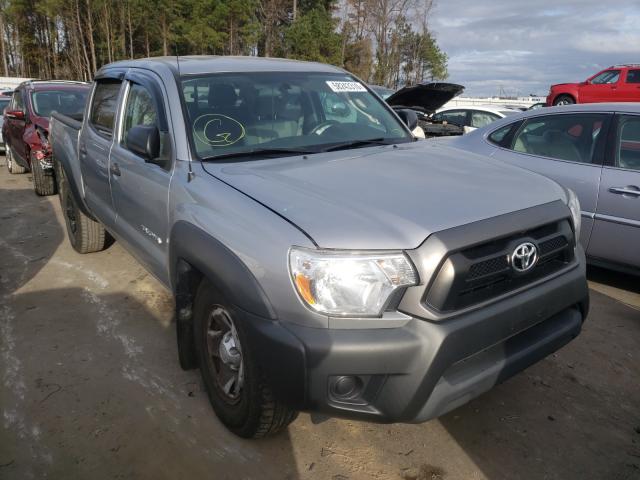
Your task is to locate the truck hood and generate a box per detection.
[201,142,567,250]
[385,83,464,114]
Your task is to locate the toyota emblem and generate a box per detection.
[511,242,538,273]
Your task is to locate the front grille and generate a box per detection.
[467,256,510,281]
[425,219,574,312]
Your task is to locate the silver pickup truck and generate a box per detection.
[50,56,589,439]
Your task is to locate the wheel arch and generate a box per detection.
[169,220,278,370]
[554,92,577,105]
[53,151,95,219]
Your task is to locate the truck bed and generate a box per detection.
[50,112,84,199]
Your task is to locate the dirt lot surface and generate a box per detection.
[1,157,639,480]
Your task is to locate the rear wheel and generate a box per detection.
[58,164,107,253]
[553,95,575,106]
[6,147,26,174]
[193,280,298,438]
[32,155,56,196]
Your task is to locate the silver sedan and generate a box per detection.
[444,103,640,274]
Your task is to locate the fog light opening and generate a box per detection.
[330,375,364,401]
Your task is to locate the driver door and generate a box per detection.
[580,70,620,103]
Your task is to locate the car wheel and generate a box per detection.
[553,95,575,106]
[32,155,56,196]
[6,147,26,174]
[193,279,298,438]
[58,164,107,253]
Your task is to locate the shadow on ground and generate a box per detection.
[438,288,640,480]
[0,176,299,479]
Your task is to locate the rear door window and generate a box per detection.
[89,80,122,137]
[509,114,607,164]
[625,70,640,84]
[616,116,640,171]
[434,110,467,126]
[471,110,500,128]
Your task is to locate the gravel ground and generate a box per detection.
[1,157,639,480]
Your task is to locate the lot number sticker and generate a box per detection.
[326,81,367,93]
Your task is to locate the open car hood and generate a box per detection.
[385,83,464,114]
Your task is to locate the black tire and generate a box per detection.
[553,94,575,106]
[32,155,57,196]
[58,164,107,254]
[193,279,298,438]
[6,147,26,174]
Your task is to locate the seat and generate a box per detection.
[192,83,250,153]
[540,130,582,162]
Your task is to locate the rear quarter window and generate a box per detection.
[488,124,514,145]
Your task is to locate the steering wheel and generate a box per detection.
[310,120,341,135]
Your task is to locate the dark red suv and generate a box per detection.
[547,64,640,106]
[3,80,89,195]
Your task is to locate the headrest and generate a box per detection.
[208,84,237,108]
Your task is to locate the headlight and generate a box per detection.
[566,188,581,240]
[289,247,418,317]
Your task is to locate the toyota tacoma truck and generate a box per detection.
[50,56,589,439]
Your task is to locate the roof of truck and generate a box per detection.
[99,55,346,77]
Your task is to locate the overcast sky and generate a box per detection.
[430,0,640,97]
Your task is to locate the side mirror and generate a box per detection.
[126,125,160,162]
[395,109,418,131]
[6,109,25,120]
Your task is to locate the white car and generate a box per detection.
[431,105,521,133]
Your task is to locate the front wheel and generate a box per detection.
[32,155,56,196]
[193,280,298,438]
[553,95,575,106]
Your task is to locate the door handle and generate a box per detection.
[110,162,121,177]
[609,186,640,196]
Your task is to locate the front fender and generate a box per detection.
[169,220,276,319]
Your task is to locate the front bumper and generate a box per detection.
[241,252,588,423]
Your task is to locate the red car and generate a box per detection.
[3,80,89,195]
[547,64,640,106]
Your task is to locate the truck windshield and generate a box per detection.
[181,72,412,160]
[30,90,88,117]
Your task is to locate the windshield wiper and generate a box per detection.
[320,138,393,152]
[200,147,317,162]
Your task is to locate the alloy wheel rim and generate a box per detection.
[205,305,244,404]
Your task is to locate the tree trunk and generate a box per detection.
[120,5,126,57]
[86,0,97,73]
[0,13,9,76]
[161,13,168,56]
[127,2,133,58]
[76,0,92,79]
[104,2,113,63]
